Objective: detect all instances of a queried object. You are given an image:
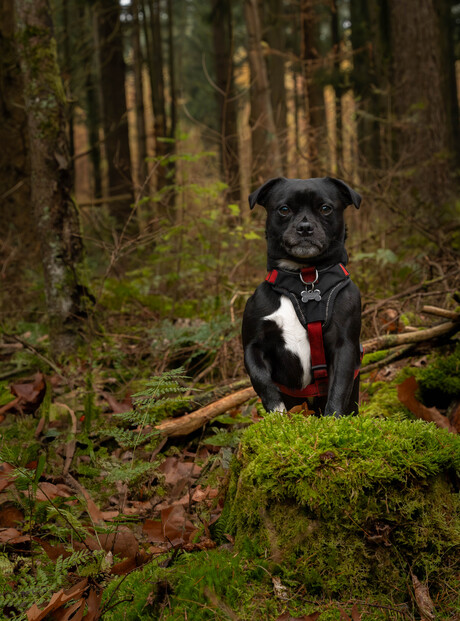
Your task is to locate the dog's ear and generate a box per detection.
[325,177,362,209]
[248,177,285,209]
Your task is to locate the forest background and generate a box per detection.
[1,0,459,364]
[0,0,460,619]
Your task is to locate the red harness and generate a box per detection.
[264,264,361,400]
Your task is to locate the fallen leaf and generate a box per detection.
[191,485,219,503]
[338,608,351,621]
[52,598,85,621]
[161,505,196,543]
[100,390,132,414]
[411,572,436,621]
[288,402,315,416]
[11,372,45,406]
[111,550,151,575]
[450,401,460,433]
[351,603,361,621]
[0,505,24,527]
[183,538,216,552]
[33,536,70,561]
[0,527,30,544]
[84,586,103,621]
[397,376,457,433]
[0,462,15,492]
[159,457,202,488]
[34,482,71,502]
[143,518,166,543]
[26,579,88,621]
[85,526,139,559]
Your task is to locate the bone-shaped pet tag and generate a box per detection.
[301,288,321,302]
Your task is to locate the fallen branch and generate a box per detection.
[360,344,414,374]
[155,387,256,437]
[422,305,459,320]
[362,320,459,354]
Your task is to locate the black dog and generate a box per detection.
[242,177,362,416]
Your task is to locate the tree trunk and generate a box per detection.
[330,0,342,175]
[389,0,457,205]
[350,0,390,175]
[97,0,134,229]
[300,0,327,178]
[211,0,240,202]
[14,0,90,358]
[0,0,30,235]
[244,0,283,186]
[131,0,148,191]
[264,0,288,174]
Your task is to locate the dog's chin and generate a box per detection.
[283,241,325,259]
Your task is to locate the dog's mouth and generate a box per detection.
[282,238,326,259]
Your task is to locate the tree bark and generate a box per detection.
[388,0,457,204]
[300,0,327,177]
[351,0,390,175]
[97,0,134,229]
[211,0,241,202]
[264,0,288,174]
[244,0,283,186]
[14,0,90,358]
[0,0,30,236]
[131,0,148,191]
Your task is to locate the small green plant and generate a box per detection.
[96,368,190,490]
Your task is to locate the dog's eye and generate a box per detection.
[278,205,290,216]
[320,204,333,215]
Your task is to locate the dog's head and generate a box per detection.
[249,177,361,268]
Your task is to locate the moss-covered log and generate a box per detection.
[225,415,460,617]
[14,0,90,358]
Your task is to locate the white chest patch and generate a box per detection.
[264,295,312,387]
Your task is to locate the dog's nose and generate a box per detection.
[296,220,314,236]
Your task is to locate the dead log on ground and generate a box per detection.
[155,387,256,437]
[362,320,459,354]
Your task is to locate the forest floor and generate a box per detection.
[0,277,459,620]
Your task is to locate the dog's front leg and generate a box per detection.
[324,341,360,417]
[244,342,286,413]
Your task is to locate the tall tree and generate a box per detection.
[143,0,176,215]
[351,0,390,174]
[300,0,327,177]
[264,0,288,173]
[389,0,459,204]
[211,0,240,201]
[244,0,283,185]
[131,0,148,191]
[97,0,134,229]
[0,0,30,232]
[14,0,90,358]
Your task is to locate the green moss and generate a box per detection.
[225,415,460,616]
[417,343,460,398]
[360,379,412,421]
[361,349,390,366]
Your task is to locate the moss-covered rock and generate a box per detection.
[225,415,460,616]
